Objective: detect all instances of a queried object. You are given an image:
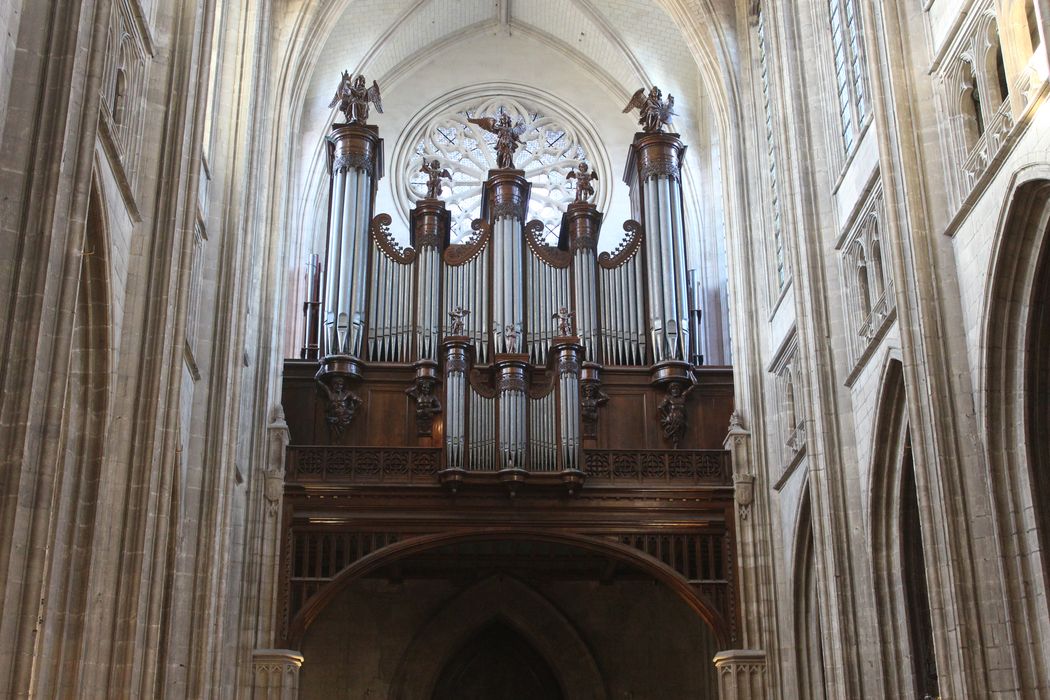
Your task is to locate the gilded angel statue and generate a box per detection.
[329,72,383,125]
[467,113,527,169]
[623,86,676,133]
[567,162,598,203]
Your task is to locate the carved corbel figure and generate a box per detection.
[406,376,442,436]
[317,374,362,439]
[580,380,609,438]
[658,378,696,448]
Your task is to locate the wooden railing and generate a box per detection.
[286,446,731,486]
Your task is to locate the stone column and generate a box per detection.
[714,650,766,700]
[252,649,304,700]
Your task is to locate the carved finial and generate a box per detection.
[448,306,469,335]
[328,72,383,124]
[420,158,452,200]
[467,113,527,169]
[566,162,598,203]
[622,86,676,133]
[729,410,745,432]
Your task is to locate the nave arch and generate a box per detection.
[286,528,734,650]
[981,171,1050,691]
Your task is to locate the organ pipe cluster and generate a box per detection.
[305,96,703,485]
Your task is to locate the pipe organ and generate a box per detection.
[278,82,739,650]
[289,87,731,494]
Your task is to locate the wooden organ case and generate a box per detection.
[279,107,739,650]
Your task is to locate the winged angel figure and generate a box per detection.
[622,86,676,133]
[329,72,383,125]
[467,114,527,169]
[566,162,598,203]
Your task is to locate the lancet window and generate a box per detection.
[756,8,788,294]
[828,0,869,153]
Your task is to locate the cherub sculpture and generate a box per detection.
[420,159,451,200]
[448,306,469,335]
[467,113,527,169]
[658,378,697,448]
[328,72,383,125]
[622,86,676,133]
[552,307,576,337]
[566,162,598,203]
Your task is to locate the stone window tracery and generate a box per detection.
[838,181,894,368]
[403,98,590,244]
[936,7,1022,204]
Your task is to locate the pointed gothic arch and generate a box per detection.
[792,486,828,700]
[285,528,733,649]
[981,172,1050,690]
[868,355,940,698]
[388,575,606,699]
[30,175,112,696]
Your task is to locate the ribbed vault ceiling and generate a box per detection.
[302,0,709,137]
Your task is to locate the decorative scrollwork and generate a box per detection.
[443,219,491,266]
[370,213,417,264]
[598,220,644,269]
[524,220,571,268]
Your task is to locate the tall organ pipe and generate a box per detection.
[321,123,383,363]
[627,131,689,365]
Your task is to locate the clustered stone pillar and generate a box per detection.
[252,649,304,700]
[625,131,690,363]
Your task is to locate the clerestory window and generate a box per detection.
[828,0,869,153]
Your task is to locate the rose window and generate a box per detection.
[404,97,590,244]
